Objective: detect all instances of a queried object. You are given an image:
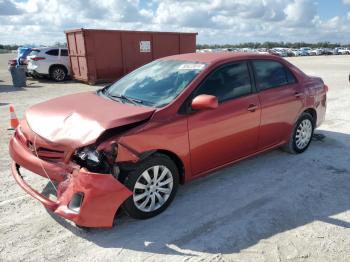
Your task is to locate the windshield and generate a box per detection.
[103,60,206,108]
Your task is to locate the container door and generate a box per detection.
[67,33,77,55]
[180,34,196,54]
[91,31,123,81]
[66,31,88,81]
[78,57,88,79]
[122,33,153,73]
[75,32,86,56]
[70,56,80,78]
[153,34,180,59]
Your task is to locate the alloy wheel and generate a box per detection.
[295,119,313,150]
[53,68,65,81]
[133,165,173,212]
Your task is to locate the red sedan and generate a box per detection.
[9,53,327,228]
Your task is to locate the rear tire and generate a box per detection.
[50,65,67,82]
[283,112,314,154]
[122,154,179,219]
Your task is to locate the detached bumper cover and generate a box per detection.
[9,133,132,228]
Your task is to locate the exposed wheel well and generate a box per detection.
[152,150,185,184]
[49,64,68,74]
[303,108,317,126]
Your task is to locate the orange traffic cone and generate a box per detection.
[8,104,19,130]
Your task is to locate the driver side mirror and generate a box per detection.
[191,94,218,111]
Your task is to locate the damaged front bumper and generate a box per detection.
[9,128,132,228]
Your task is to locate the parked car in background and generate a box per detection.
[338,48,350,55]
[288,49,300,56]
[27,47,70,81]
[258,50,270,55]
[269,48,288,57]
[299,47,311,56]
[309,49,324,56]
[323,48,337,55]
[9,52,327,228]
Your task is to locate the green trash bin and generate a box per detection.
[9,65,26,88]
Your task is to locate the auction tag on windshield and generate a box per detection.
[178,64,205,70]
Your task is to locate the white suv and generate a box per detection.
[27,47,70,81]
[338,48,350,55]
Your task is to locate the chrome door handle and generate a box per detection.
[247,104,258,112]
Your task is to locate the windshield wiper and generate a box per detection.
[98,88,146,106]
[109,94,143,105]
[97,84,111,95]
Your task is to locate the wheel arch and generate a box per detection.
[49,64,68,74]
[141,149,186,184]
[303,108,317,126]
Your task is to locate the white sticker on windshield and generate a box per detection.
[178,64,205,70]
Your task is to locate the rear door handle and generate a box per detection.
[247,104,258,112]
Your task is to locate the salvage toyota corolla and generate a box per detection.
[9,53,327,228]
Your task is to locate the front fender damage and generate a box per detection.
[12,162,132,228]
[55,168,132,227]
[9,132,133,228]
[116,143,140,163]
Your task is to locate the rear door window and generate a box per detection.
[46,49,59,56]
[252,60,296,91]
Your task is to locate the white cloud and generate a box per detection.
[0,0,349,45]
[343,0,350,4]
[284,0,316,26]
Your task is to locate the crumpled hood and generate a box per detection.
[25,92,155,148]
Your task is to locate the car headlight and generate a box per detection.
[74,147,110,173]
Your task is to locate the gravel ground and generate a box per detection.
[0,53,350,262]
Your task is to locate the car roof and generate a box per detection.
[32,47,67,51]
[160,52,280,64]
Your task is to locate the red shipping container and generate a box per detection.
[65,28,197,84]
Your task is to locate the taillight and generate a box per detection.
[324,84,329,92]
[8,59,17,66]
[31,57,45,61]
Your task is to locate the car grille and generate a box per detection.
[15,127,66,162]
[27,141,65,162]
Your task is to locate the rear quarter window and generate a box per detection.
[252,60,296,91]
[60,49,68,56]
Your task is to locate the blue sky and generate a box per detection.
[0,0,350,45]
[317,0,350,19]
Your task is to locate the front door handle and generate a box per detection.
[247,104,258,112]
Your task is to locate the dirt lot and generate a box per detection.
[0,53,350,262]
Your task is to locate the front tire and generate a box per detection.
[283,112,314,154]
[122,154,179,219]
